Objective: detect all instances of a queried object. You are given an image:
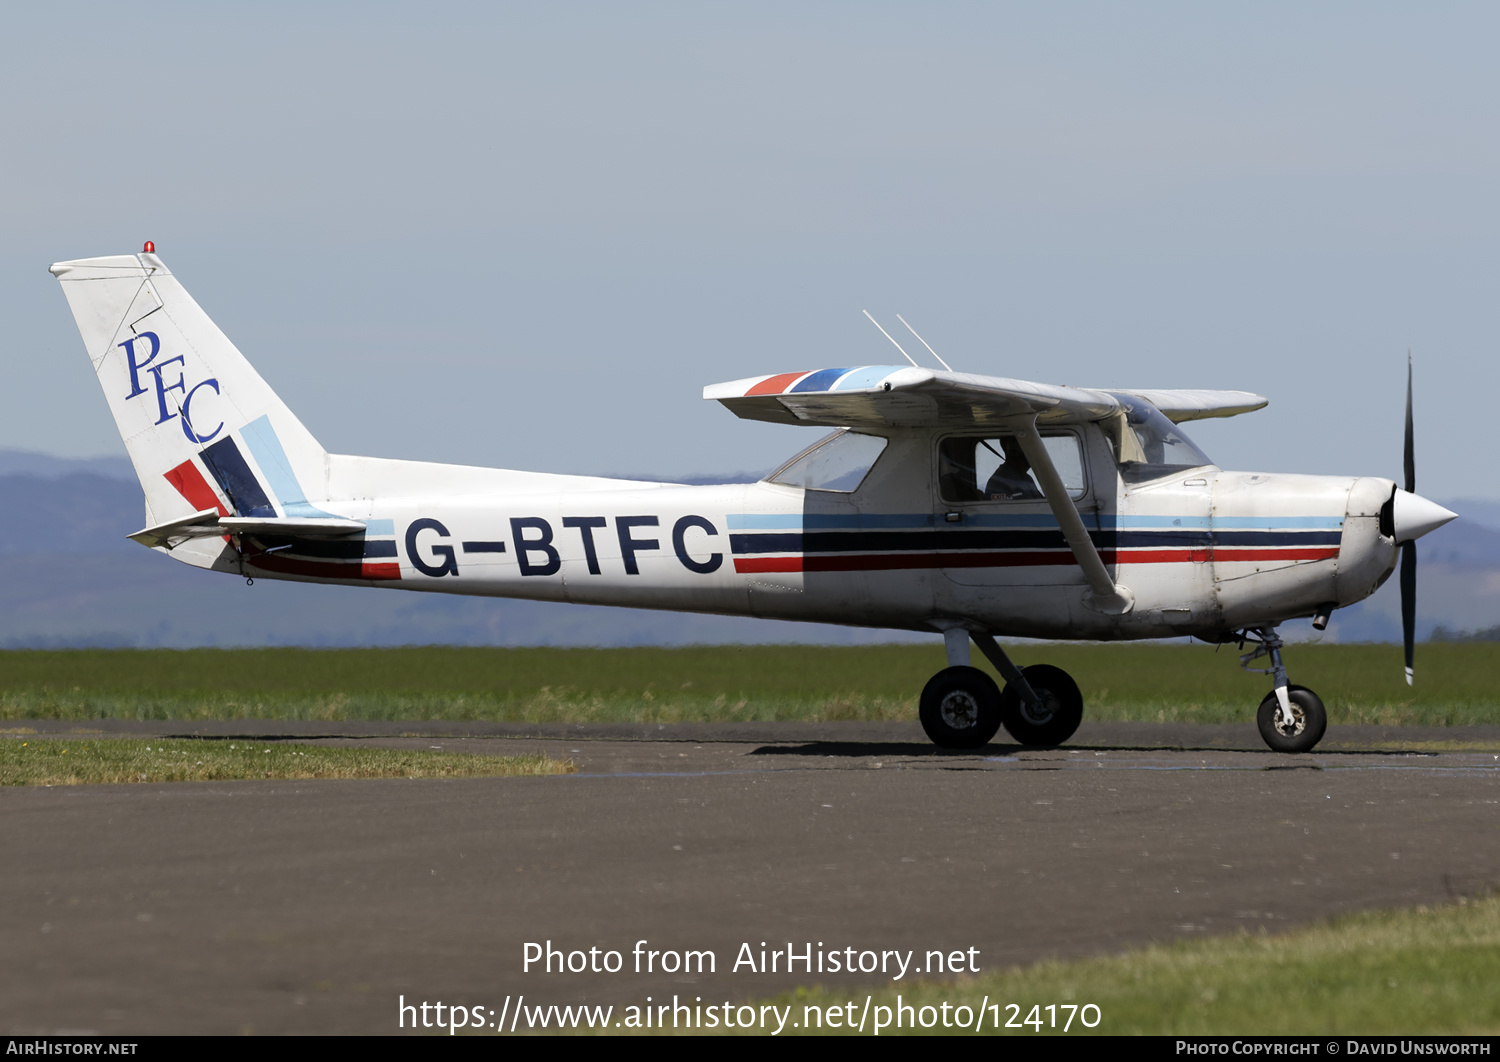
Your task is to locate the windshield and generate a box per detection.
[1102,397,1214,483]
[767,430,888,492]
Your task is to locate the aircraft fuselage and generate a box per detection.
[169,438,1400,644]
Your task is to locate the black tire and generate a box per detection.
[919,666,1003,749]
[999,664,1084,747]
[1256,684,1327,753]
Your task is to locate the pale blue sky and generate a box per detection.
[5,2,1497,496]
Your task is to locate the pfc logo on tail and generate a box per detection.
[120,330,223,443]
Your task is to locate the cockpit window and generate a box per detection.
[1102,397,1214,483]
[767,430,888,492]
[938,433,1086,503]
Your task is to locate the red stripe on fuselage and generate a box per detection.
[733,546,1337,575]
[1199,547,1339,563]
[735,556,804,573]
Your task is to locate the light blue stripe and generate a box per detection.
[239,415,340,519]
[1122,515,1343,529]
[365,519,395,536]
[831,366,903,391]
[1115,516,1212,529]
[729,514,808,529]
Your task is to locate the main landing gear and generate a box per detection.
[919,631,1084,749]
[918,626,1329,754]
[1240,627,1327,753]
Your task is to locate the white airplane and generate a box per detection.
[50,246,1457,753]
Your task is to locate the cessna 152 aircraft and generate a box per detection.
[50,246,1457,753]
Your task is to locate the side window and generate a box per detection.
[938,434,1086,503]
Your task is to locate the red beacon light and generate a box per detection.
[143,241,155,254]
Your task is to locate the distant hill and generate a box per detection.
[0,449,134,481]
[0,450,1491,648]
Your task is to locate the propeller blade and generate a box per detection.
[1403,355,1414,494]
[1401,540,1416,686]
[1401,355,1415,684]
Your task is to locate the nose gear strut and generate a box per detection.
[1238,627,1328,753]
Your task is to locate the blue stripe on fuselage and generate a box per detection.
[727,513,1342,534]
[726,525,1341,555]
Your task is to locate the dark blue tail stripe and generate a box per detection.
[199,437,276,517]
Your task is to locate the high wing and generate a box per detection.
[705,366,1117,428]
[704,366,1266,427]
[1111,388,1268,422]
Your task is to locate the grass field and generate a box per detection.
[0,737,571,786]
[1,643,1497,726]
[755,895,1500,1036]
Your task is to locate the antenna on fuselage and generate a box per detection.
[862,310,921,369]
[896,314,953,372]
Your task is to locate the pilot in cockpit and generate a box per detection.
[984,436,1045,500]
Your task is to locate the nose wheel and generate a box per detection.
[1256,684,1327,753]
[1241,628,1327,753]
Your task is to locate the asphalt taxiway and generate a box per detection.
[3,720,1498,1034]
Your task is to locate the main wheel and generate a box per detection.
[999,664,1084,746]
[919,666,1003,749]
[1256,684,1326,753]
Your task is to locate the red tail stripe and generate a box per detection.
[163,460,228,516]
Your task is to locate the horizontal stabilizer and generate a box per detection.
[128,508,224,550]
[220,517,367,537]
[129,511,366,550]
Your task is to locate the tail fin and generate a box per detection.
[50,250,334,527]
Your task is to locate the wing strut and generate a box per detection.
[1013,419,1134,615]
